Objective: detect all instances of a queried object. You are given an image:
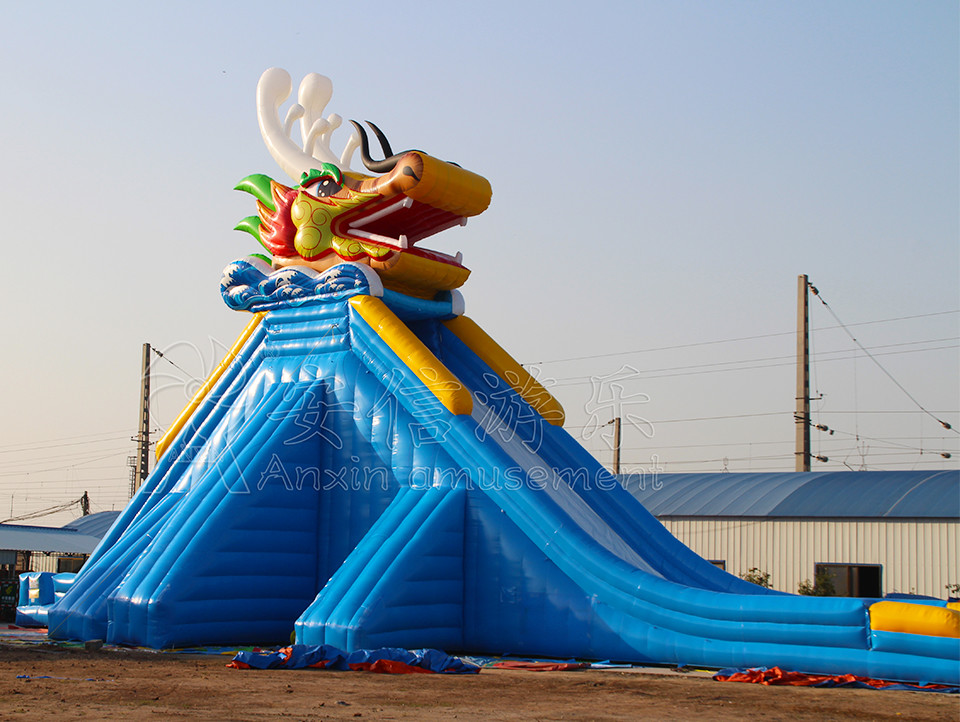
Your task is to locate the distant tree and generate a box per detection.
[740,568,772,588]
[798,570,836,596]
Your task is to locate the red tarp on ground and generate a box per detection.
[714,666,958,693]
[491,661,590,672]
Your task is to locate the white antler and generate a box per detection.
[256,68,359,180]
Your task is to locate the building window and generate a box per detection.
[707,560,726,571]
[57,556,86,574]
[815,563,882,598]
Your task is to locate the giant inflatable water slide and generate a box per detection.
[49,69,959,684]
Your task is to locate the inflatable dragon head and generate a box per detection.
[235,68,492,298]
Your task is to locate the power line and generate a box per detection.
[567,409,960,430]
[0,430,132,453]
[523,309,959,366]
[0,444,135,468]
[151,346,204,383]
[4,465,131,473]
[624,437,790,448]
[808,284,957,434]
[834,458,957,470]
[0,495,88,524]
[814,410,959,415]
[598,450,954,470]
[639,411,788,425]
[564,411,787,430]
[546,342,957,387]
[816,447,954,459]
[812,426,955,457]
[0,436,133,457]
[652,454,796,465]
[641,338,953,377]
[0,449,132,477]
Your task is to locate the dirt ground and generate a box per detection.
[0,644,956,721]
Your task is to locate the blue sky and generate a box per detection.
[0,1,956,523]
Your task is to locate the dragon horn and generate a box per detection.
[365,120,394,158]
[350,120,421,174]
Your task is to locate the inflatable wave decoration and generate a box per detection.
[220,257,383,311]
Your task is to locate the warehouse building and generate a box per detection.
[0,511,120,621]
[619,470,958,599]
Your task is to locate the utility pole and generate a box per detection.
[795,275,811,471]
[132,343,151,496]
[611,416,622,475]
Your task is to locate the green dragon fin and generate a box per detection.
[235,174,277,212]
[234,216,271,254]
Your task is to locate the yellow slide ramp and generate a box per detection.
[443,316,565,426]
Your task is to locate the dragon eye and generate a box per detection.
[306,177,342,198]
[298,165,344,198]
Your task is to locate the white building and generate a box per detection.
[620,470,959,599]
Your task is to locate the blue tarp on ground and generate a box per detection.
[229,645,480,674]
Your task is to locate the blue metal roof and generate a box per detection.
[0,525,104,555]
[61,511,121,538]
[0,511,122,554]
[618,470,959,519]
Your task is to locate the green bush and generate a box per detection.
[739,568,772,588]
[797,570,836,596]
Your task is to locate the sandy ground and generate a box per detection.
[0,643,956,721]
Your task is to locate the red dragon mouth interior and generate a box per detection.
[334,196,466,266]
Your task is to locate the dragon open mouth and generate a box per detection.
[242,91,492,297]
[335,196,466,266]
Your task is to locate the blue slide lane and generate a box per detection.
[47,285,959,683]
[434,325,774,594]
[339,305,958,683]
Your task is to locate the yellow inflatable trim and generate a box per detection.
[155,313,265,460]
[349,296,472,416]
[869,600,960,638]
[376,252,471,298]
[442,316,565,427]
